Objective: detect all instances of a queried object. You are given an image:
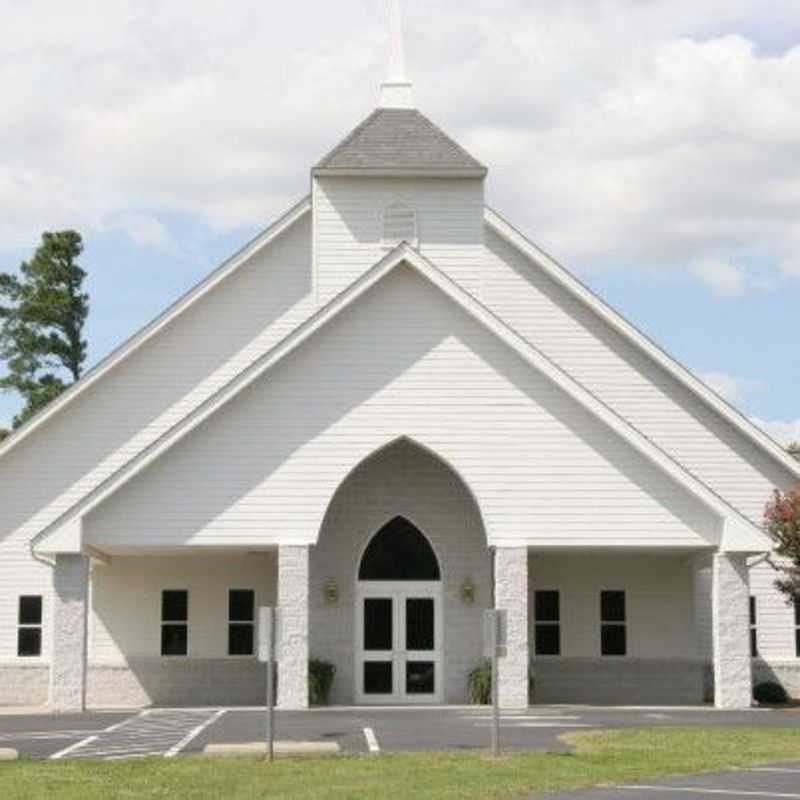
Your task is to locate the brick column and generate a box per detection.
[50,554,90,712]
[712,552,752,709]
[494,547,529,709]
[278,545,310,709]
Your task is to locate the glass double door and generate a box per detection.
[355,582,443,704]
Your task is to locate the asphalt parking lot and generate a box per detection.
[1,704,799,762]
[549,763,800,799]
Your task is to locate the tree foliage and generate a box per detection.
[765,486,800,600]
[0,231,88,428]
[789,442,800,461]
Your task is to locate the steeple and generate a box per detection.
[379,0,415,109]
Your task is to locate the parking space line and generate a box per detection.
[50,735,99,760]
[364,727,380,754]
[164,709,226,758]
[746,768,800,774]
[618,785,800,797]
[49,710,148,760]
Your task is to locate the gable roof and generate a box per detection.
[0,196,311,462]
[484,207,800,483]
[33,243,768,555]
[313,109,487,178]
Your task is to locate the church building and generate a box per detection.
[1,2,799,712]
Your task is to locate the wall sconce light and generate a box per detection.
[324,578,339,605]
[461,577,476,605]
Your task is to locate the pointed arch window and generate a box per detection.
[382,202,418,248]
[359,517,440,581]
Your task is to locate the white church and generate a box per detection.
[1,3,799,713]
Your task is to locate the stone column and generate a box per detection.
[278,545,310,709]
[494,547,529,709]
[50,554,90,712]
[712,552,752,709]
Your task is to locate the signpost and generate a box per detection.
[483,609,507,758]
[258,607,280,762]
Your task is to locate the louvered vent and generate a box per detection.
[382,203,417,247]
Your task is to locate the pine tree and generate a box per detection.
[0,231,89,428]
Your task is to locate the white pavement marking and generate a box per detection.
[363,727,380,754]
[618,786,800,798]
[50,735,99,760]
[473,722,591,728]
[746,768,800,774]
[50,711,146,760]
[164,709,226,758]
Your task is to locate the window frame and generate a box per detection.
[600,590,627,657]
[17,595,43,658]
[750,596,758,658]
[160,589,189,658]
[795,596,800,659]
[227,589,256,658]
[533,590,561,656]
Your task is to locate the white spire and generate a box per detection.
[379,0,415,109]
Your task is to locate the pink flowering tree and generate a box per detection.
[765,486,800,600]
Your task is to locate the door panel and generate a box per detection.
[356,582,442,704]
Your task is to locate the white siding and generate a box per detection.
[85,266,716,550]
[90,554,276,662]
[0,213,311,660]
[750,559,798,660]
[313,177,484,302]
[482,225,796,523]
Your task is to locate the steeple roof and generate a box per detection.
[313,108,487,178]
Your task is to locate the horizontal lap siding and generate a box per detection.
[482,226,796,523]
[85,267,715,549]
[750,559,798,660]
[0,215,311,660]
[314,177,485,302]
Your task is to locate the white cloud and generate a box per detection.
[699,371,764,405]
[691,261,747,299]
[752,418,800,446]
[0,0,799,294]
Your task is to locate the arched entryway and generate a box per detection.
[310,438,490,706]
[355,517,443,703]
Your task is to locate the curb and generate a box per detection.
[203,741,340,758]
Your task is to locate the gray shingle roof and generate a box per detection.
[313,109,487,177]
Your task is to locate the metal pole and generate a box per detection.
[266,608,275,763]
[491,612,500,758]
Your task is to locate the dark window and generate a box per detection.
[364,598,393,651]
[228,590,255,656]
[359,517,440,581]
[17,596,43,657]
[601,591,627,657]
[534,591,561,656]
[750,596,758,658]
[406,598,434,651]
[406,662,435,695]
[161,590,188,656]
[162,590,188,623]
[364,662,393,695]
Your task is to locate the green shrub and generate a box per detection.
[468,660,492,705]
[754,681,789,705]
[309,658,336,706]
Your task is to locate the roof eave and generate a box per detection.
[312,167,488,179]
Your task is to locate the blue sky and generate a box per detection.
[1,0,798,443]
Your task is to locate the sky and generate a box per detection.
[0,0,798,444]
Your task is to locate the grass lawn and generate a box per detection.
[2,728,800,799]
